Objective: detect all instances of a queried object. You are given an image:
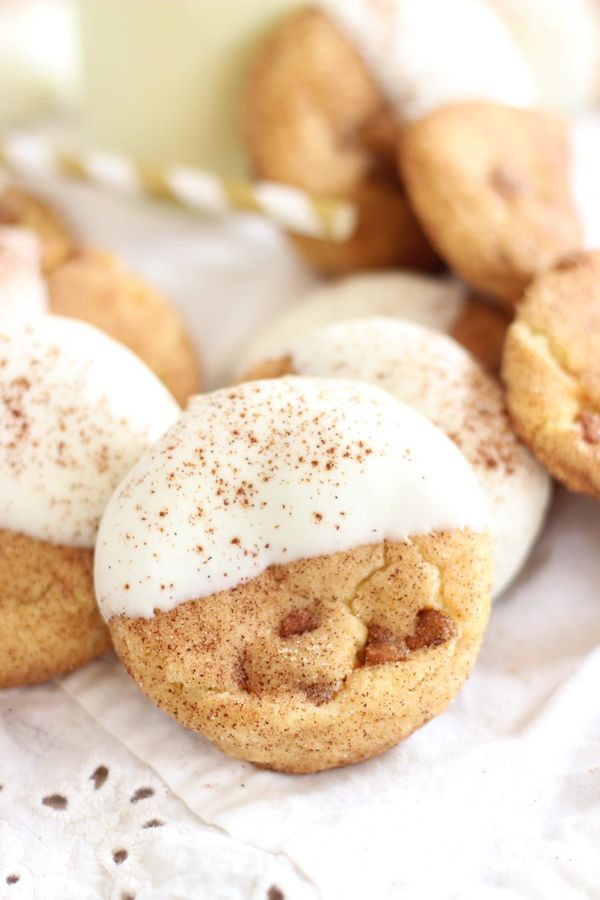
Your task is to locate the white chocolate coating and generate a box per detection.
[320,0,535,121]
[487,0,600,114]
[233,272,467,380]
[275,318,551,596]
[0,316,180,548]
[0,227,47,319]
[95,377,489,619]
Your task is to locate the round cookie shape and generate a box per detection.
[399,102,583,307]
[0,186,74,273]
[96,378,492,773]
[243,7,438,275]
[0,226,47,319]
[502,252,600,497]
[243,319,550,597]
[0,316,180,688]
[233,272,509,379]
[48,248,202,406]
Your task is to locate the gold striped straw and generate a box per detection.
[0,131,357,242]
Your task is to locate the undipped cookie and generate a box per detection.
[502,251,600,496]
[399,102,582,307]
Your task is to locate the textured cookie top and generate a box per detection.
[319,0,535,120]
[0,227,47,319]
[0,316,179,548]
[95,377,489,619]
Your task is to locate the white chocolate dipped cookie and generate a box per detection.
[0,226,47,319]
[0,316,180,688]
[321,0,535,122]
[96,377,492,773]
[243,319,551,597]
[233,272,509,380]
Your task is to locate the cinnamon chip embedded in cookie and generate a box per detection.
[502,251,600,497]
[96,378,493,773]
[48,249,202,406]
[399,102,583,307]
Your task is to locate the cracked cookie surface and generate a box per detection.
[110,530,491,773]
[502,251,600,496]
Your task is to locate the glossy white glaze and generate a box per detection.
[283,318,551,595]
[96,376,489,618]
[0,316,180,548]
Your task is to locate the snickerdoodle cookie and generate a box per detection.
[234,272,510,379]
[0,186,74,273]
[502,251,600,497]
[0,316,179,688]
[399,102,582,307]
[243,319,550,596]
[48,249,201,406]
[243,8,438,275]
[96,378,492,773]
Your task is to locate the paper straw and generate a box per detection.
[0,131,357,242]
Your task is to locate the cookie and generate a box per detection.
[48,249,202,406]
[399,102,583,308]
[243,319,550,596]
[0,316,180,688]
[233,272,509,379]
[502,251,600,497]
[0,226,47,319]
[0,186,74,273]
[96,378,492,773]
[243,8,438,274]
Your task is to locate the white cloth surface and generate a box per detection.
[2,115,600,899]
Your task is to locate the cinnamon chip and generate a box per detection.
[406,608,457,651]
[578,411,600,445]
[279,607,320,638]
[362,624,409,666]
[303,682,337,705]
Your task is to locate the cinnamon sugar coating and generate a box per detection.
[110,530,492,773]
[0,529,109,688]
[399,102,582,307]
[502,251,600,496]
